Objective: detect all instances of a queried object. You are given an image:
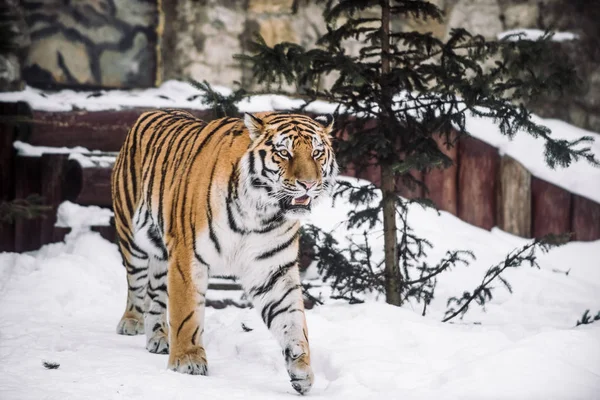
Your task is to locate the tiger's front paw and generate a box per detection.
[285,349,314,395]
[168,347,208,375]
[146,332,169,354]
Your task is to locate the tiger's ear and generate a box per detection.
[314,114,334,133]
[244,113,264,140]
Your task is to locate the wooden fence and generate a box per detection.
[1,101,599,254]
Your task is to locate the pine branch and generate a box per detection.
[189,79,245,118]
[443,234,571,322]
[575,309,600,326]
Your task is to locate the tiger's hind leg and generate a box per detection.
[144,256,169,354]
[116,238,150,336]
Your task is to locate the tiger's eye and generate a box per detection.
[278,150,290,158]
[312,150,323,158]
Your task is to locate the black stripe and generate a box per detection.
[248,151,256,175]
[177,311,195,337]
[261,284,300,326]
[267,305,292,329]
[148,225,167,260]
[176,261,187,283]
[206,160,221,254]
[194,249,210,268]
[125,261,146,275]
[154,299,167,309]
[127,283,145,292]
[153,270,168,280]
[226,169,245,234]
[257,149,279,178]
[250,260,296,298]
[256,230,299,260]
[113,205,148,260]
[149,281,168,294]
[191,325,199,345]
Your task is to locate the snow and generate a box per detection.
[13,140,117,168]
[466,114,600,203]
[498,29,579,42]
[55,201,113,230]
[1,184,599,399]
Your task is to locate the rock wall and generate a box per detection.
[161,0,600,132]
[20,0,161,89]
[0,0,30,91]
[161,0,327,89]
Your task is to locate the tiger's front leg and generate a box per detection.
[244,262,314,394]
[166,247,209,375]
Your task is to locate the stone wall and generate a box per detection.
[161,0,328,89]
[20,0,161,89]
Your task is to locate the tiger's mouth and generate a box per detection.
[281,195,312,211]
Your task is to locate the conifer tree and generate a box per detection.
[235,0,599,306]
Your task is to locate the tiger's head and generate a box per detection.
[241,112,338,219]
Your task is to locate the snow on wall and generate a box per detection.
[1,81,599,203]
[55,201,113,229]
[13,141,117,167]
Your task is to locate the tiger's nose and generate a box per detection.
[297,180,317,190]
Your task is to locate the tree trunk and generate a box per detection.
[380,0,402,306]
[382,164,402,305]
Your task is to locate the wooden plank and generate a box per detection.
[65,161,113,207]
[53,227,71,243]
[423,132,458,215]
[27,109,215,152]
[458,136,499,230]
[14,156,43,252]
[571,194,600,241]
[91,225,117,243]
[531,177,572,238]
[39,154,69,246]
[496,156,531,237]
[0,107,17,251]
[0,101,32,252]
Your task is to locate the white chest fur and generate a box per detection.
[195,198,299,279]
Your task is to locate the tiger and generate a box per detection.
[111,109,338,394]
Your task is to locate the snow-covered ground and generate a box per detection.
[1,183,599,400]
